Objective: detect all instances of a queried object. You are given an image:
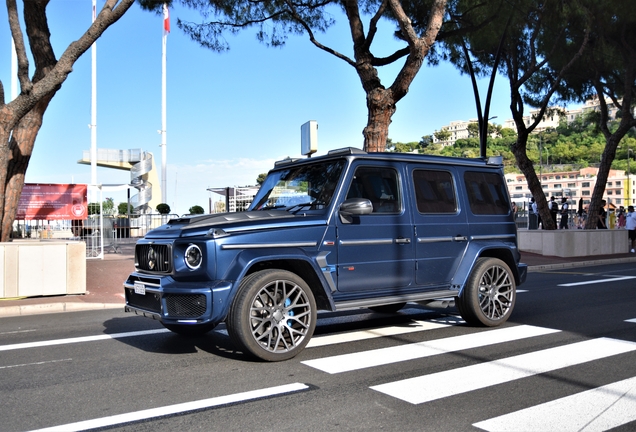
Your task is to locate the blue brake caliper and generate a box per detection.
[285,297,294,326]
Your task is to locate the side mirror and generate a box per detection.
[339,198,373,223]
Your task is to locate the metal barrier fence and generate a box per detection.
[11,213,180,258]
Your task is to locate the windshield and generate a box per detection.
[249,159,346,212]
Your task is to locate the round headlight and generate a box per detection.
[184,244,203,270]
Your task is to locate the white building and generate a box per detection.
[506,167,635,211]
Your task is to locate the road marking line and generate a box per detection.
[0,329,170,352]
[558,276,636,286]
[371,337,636,405]
[0,329,37,335]
[0,358,72,370]
[28,382,309,432]
[306,319,450,348]
[473,376,636,432]
[302,325,560,374]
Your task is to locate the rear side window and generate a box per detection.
[346,166,400,214]
[412,170,457,214]
[464,171,510,215]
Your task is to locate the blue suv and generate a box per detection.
[124,147,527,361]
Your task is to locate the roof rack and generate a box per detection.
[327,147,367,156]
[274,157,304,167]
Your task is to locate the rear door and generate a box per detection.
[336,162,414,292]
[409,164,469,287]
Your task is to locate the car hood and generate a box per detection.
[144,210,328,239]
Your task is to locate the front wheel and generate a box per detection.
[227,270,317,361]
[457,257,516,326]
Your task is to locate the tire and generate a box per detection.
[162,321,217,336]
[227,269,317,361]
[457,257,516,327]
[369,302,407,314]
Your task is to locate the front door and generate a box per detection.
[336,163,414,292]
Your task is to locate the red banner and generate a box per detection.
[16,184,88,220]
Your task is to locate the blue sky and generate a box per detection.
[2,1,518,216]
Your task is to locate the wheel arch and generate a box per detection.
[228,250,335,312]
[453,243,521,296]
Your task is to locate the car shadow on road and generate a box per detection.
[102,316,250,361]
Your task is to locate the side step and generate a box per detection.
[334,290,457,311]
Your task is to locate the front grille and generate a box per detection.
[126,288,161,313]
[136,244,172,273]
[164,294,207,318]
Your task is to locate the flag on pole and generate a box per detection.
[163,3,170,34]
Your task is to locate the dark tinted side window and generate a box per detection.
[346,166,400,214]
[464,171,510,215]
[412,170,457,214]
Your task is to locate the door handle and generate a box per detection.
[395,238,411,244]
[452,236,468,241]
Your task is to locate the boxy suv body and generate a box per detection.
[124,148,527,361]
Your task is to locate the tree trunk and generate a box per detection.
[363,88,396,152]
[511,131,556,230]
[1,97,53,241]
[0,0,134,241]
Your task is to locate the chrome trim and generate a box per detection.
[417,236,454,243]
[339,239,393,246]
[470,234,516,240]
[221,241,318,250]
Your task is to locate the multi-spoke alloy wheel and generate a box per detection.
[457,257,516,326]
[227,269,316,361]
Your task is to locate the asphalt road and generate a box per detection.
[2,262,636,431]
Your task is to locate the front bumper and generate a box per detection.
[123,272,233,325]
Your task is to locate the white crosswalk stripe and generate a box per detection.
[303,322,636,431]
[302,324,559,374]
[370,337,636,404]
[473,376,636,432]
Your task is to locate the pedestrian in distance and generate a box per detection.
[548,196,558,227]
[559,197,569,229]
[618,206,626,229]
[626,206,636,252]
[597,199,608,229]
[530,197,540,229]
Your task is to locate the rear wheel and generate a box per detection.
[458,257,516,326]
[227,269,316,361]
[369,302,407,314]
[162,322,217,336]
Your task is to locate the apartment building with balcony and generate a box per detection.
[506,167,635,211]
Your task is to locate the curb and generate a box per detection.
[526,256,636,272]
[0,302,123,318]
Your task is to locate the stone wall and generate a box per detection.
[518,229,629,257]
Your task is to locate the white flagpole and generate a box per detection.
[90,0,97,187]
[160,3,169,205]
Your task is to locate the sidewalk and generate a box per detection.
[2,246,636,318]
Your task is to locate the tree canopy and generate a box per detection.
[141,0,449,151]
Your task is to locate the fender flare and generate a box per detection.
[452,241,519,297]
[222,247,336,311]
